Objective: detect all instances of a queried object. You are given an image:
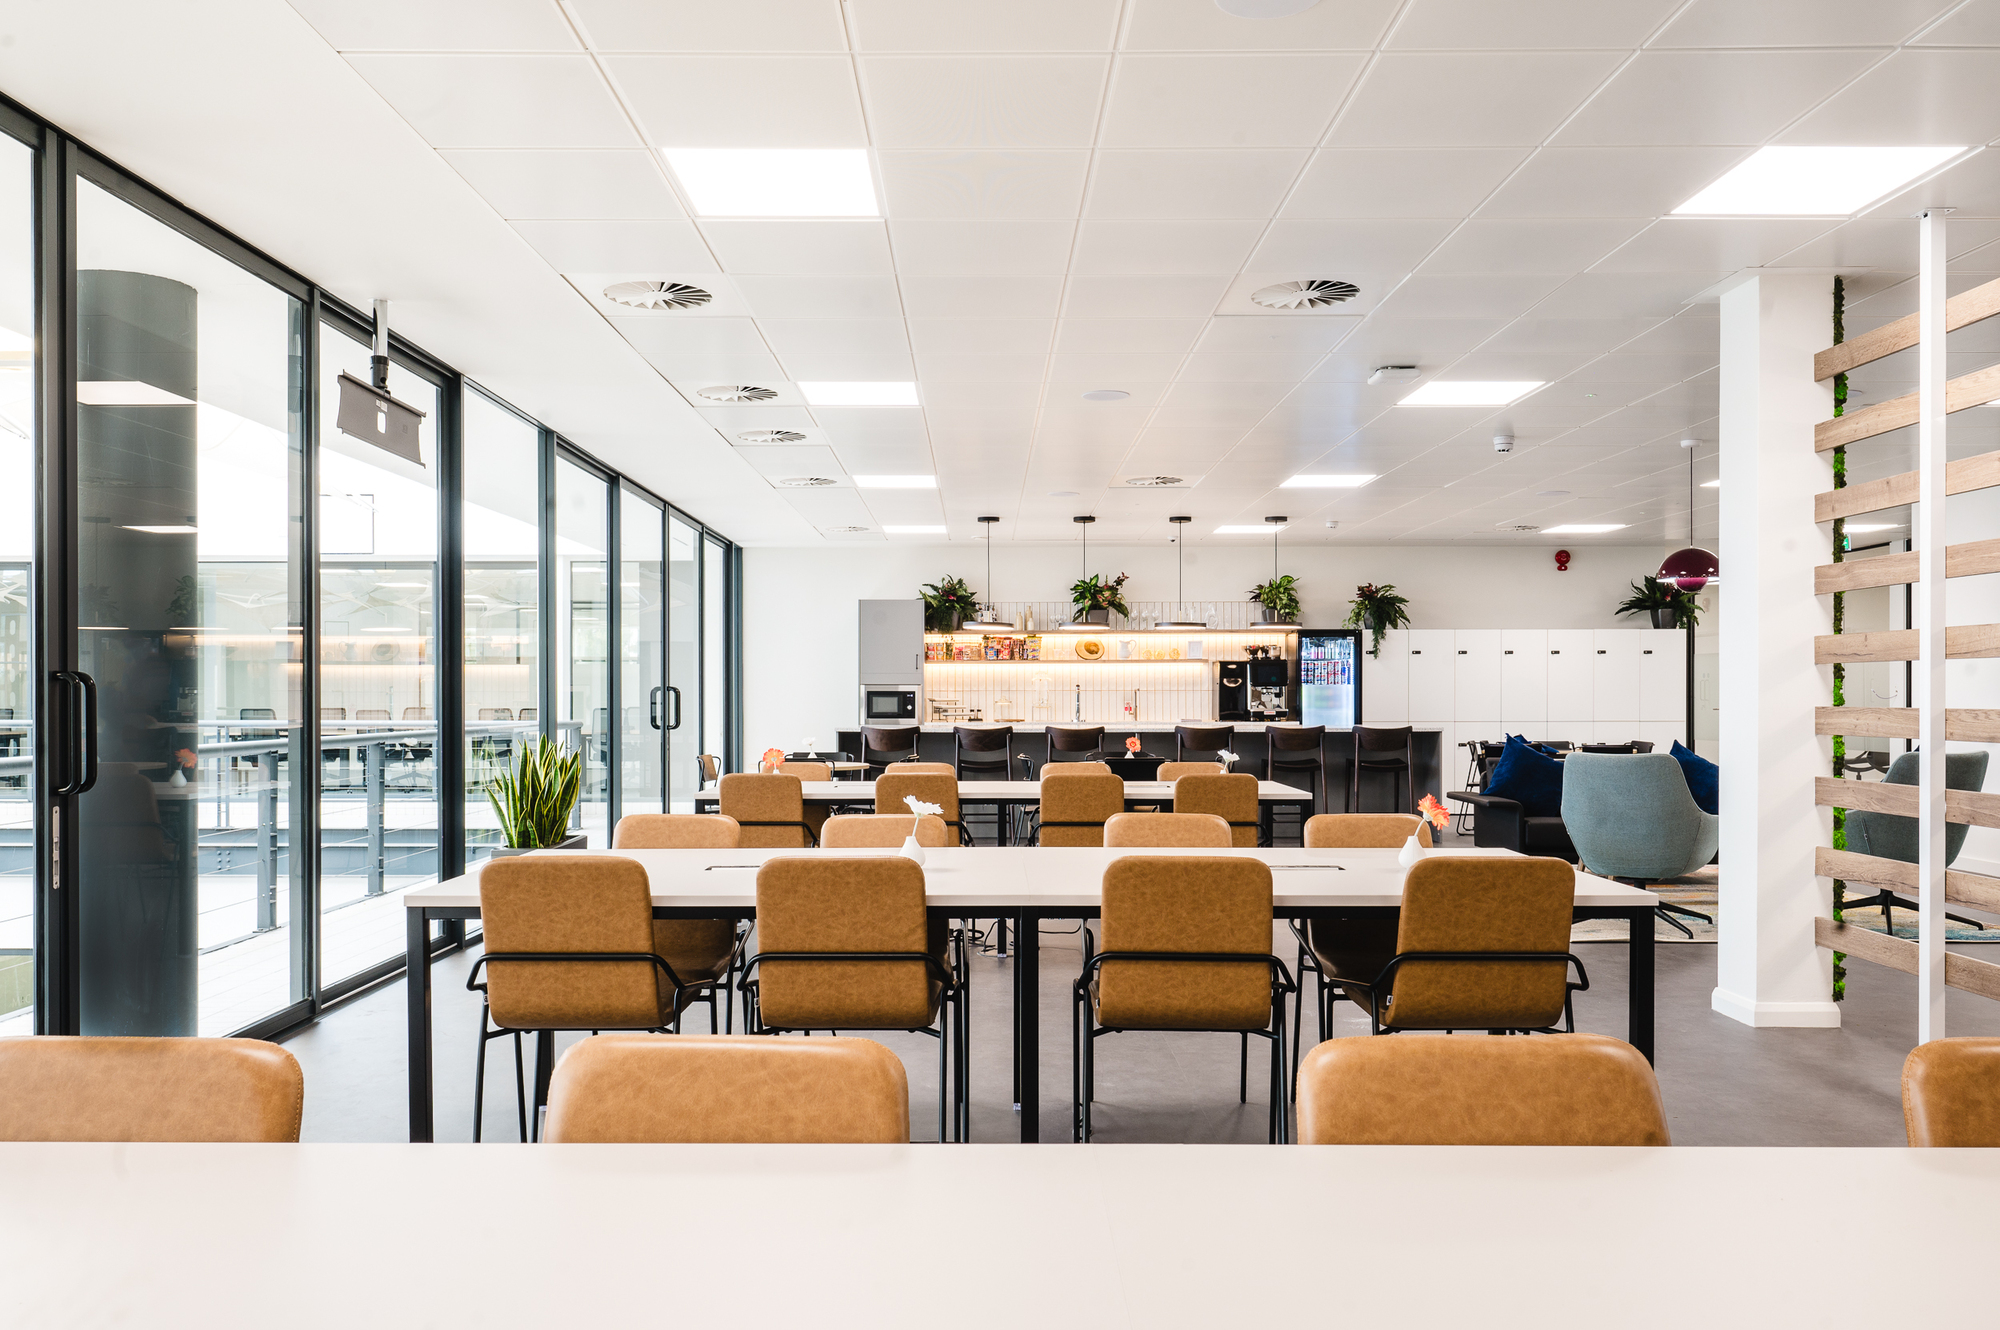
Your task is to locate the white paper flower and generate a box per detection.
[1218,750,1240,766]
[904,795,944,817]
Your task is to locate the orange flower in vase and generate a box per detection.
[1124,736,1141,757]
[761,746,786,773]
[1417,793,1450,836]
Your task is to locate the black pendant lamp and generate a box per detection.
[1156,515,1206,630]
[1059,515,1100,630]
[966,515,1015,631]
[1658,439,1719,591]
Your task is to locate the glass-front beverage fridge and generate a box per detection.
[1296,629,1362,728]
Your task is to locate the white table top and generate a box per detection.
[760,778,1314,804]
[407,845,1657,912]
[3,1142,1991,1327]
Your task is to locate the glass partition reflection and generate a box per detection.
[0,132,32,1036]
[557,458,609,845]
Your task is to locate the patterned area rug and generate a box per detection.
[1568,867,2000,943]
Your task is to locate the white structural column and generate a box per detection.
[1713,273,1840,1027]
[1917,210,1949,1042]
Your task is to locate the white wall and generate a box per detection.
[744,540,1672,754]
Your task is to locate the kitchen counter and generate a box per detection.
[908,722,1445,734]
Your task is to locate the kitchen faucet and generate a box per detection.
[1074,682,1082,721]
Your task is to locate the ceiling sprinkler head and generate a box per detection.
[1323,520,1339,530]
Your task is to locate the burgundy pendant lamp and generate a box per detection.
[1659,438,1719,592]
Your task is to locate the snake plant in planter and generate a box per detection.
[1343,583,1411,659]
[486,735,585,855]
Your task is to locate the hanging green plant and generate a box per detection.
[1248,574,1301,622]
[1829,274,1850,1002]
[1069,571,1130,619]
[1614,576,1702,630]
[1343,583,1411,658]
[919,575,980,631]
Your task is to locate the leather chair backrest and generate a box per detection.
[1356,725,1413,753]
[875,771,960,828]
[777,761,832,781]
[1560,752,1718,880]
[1172,773,1259,847]
[1038,772,1123,846]
[1175,724,1234,753]
[1856,750,1993,866]
[696,754,721,784]
[1043,761,1112,777]
[1386,856,1574,1030]
[754,857,942,1030]
[821,813,949,848]
[542,1033,909,1144]
[719,772,811,849]
[613,813,741,849]
[1295,1032,1669,1145]
[1268,725,1325,754]
[955,726,1012,753]
[895,762,957,776]
[0,1036,303,1142]
[861,725,918,758]
[479,855,666,1029]
[1304,813,1430,849]
[1097,857,1273,1030]
[1104,812,1231,847]
[1047,726,1105,753]
[1157,761,1223,781]
[1903,1037,2000,1146]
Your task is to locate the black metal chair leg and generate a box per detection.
[472,1006,489,1144]
[512,1032,527,1143]
[1654,906,1694,939]
[1239,1032,1248,1103]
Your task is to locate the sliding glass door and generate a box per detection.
[620,486,665,818]
[556,456,609,845]
[667,515,700,810]
[0,130,33,1037]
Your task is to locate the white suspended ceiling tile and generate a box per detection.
[567,0,850,52]
[735,444,848,481]
[1656,0,1954,47]
[910,352,1049,382]
[441,149,684,220]
[732,274,903,319]
[758,318,914,378]
[1054,318,1207,353]
[777,486,876,526]
[1069,220,1264,274]
[700,219,894,275]
[906,319,1056,356]
[877,151,1090,219]
[858,56,1109,149]
[1193,316,1357,355]
[836,442,940,477]
[914,380,1044,410]
[1873,149,2000,219]
[1327,52,1624,148]
[926,405,1040,431]
[1591,218,1838,273]
[1367,272,1572,321]
[1611,316,1717,357]
[1565,352,1717,386]
[1280,149,1532,220]
[846,0,1122,51]
[1244,218,1458,276]
[1047,350,1186,380]
[900,273,1066,318]
[812,405,932,446]
[513,219,718,270]
[1177,352,1328,382]
[344,54,638,149]
[608,56,868,148]
[1419,218,1649,276]
[889,219,1078,274]
[1386,0,1683,48]
[616,315,771,358]
[291,0,581,51]
[1915,0,2000,43]
[1119,0,1401,52]
[1061,274,1233,319]
[1325,317,1505,357]
[1555,51,1881,147]
[1098,55,1365,149]
[1476,146,1752,218]
[1767,217,2000,271]
[1477,317,1671,354]
[698,404,819,434]
[1083,150,1309,220]
[1446,351,1598,382]
[1784,51,2000,147]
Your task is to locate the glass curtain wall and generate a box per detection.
[317,323,442,987]
[667,515,699,809]
[462,391,540,865]
[0,132,33,1037]
[556,457,609,844]
[619,487,664,818]
[704,536,727,786]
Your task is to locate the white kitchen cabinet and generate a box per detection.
[1638,723,1683,754]
[1364,629,1409,725]
[1638,630,1687,723]
[1453,629,1503,721]
[1546,630,1595,724]
[1592,629,1642,724]
[1404,630,1456,724]
[1500,629,1549,730]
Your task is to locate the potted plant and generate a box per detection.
[1616,575,1701,631]
[1343,583,1411,659]
[1248,574,1301,624]
[485,734,585,856]
[920,575,980,632]
[1069,571,1130,625]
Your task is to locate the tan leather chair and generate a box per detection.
[1104,812,1231,847]
[542,1033,910,1144]
[1042,761,1112,777]
[895,761,956,777]
[1074,856,1294,1143]
[718,772,819,847]
[777,760,832,782]
[1903,1038,2000,1146]
[821,813,950,847]
[612,814,749,1037]
[473,855,723,1141]
[749,856,967,1142]
[1034,771,1123,846]
[1293,814,1431,1061]
[1156,761,1223,781]
[696,753,721,785]
[0,1036,303,1142]
[1172,772,1262,847]
[1295,1032,1669,1146]
[875,770,964,845]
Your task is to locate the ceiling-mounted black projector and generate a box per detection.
[336,297,426,464]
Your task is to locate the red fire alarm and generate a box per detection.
[1555,549,1571,572]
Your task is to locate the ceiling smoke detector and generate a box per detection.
[775,476,839,488]
[602,280,712,311]
[1125,475,1187,488]
[736,428,806,444]
[697,384,779,403]
[1252,279,1359,310]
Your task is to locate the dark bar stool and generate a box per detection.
[861,725,919,778]
[1044,725,1106,767]
[1175,723,1236,767]
[955,725,1014,845]
[1265,725,1325,841]
[1348,725,1416,814]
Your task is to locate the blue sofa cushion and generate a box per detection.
[1669,740,1718,815]
[1486,735,1565,818]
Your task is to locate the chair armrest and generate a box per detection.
[1445,790,1520,811]
[1445,791,1528,852]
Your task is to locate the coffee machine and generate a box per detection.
[1248,659,1291,719]
[1216,661,1249,720]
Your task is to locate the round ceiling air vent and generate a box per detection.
[603,280,712,311]
[736,428,806,444]
[1125,475,1187,488]
[697,384,779,403]
[825,525,870,534]
[1252,279,1360,310]
[775,476,839,488]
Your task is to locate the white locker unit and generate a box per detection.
[1638,630,1687,722]
[1364,629,1410,724]
[1546,630,1595,726]
[1404,630,1456,725]
[1499,629,1549,731]
[1452,629,1503,729]
[1592,629,1642,727]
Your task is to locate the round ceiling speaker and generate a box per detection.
[1215,0,1321,15]
[1081,389,1130,401]
[775,476,839,488]
[697,384,779,403]
[736,428,806,444]
[602,280,712,311]
[1252,279,1359,310]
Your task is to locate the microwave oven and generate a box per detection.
[862,686,918,720]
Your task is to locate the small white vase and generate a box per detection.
[1397,832,1424,868]
[900,835,926,866]
[168,767,188,788]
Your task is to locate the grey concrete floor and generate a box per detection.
[280,927,2000,1146]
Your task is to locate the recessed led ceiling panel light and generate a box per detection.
[1542,524,1628,535]
[852,475,936,489]
[660,148,878,218]
[1397,381,1544,408]
[1281,474,1377,489]
[122,524,198,534]
[883,525,947,534]
[80,380,195,407]
[1673,145,1967,217]
[1701,479,1720,488]
[1215,523,1287,534]
[798,381,918,406]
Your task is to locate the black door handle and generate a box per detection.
[76,672,97,794]
[666,685,682,731]
[50,671,96,796]
[650,685,663,730]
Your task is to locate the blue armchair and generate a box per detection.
[1561,753,1719,938]
[1845,750,1991,934]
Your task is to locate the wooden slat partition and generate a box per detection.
[1815,362,2000,451]
[1814,624,2000,663]
[1814,706,2000,742]
[1813,449,2000,523]
[1813,539,2000,592]
[1814,776,2000,829]
[1814,846,2000,912]
[1815,917,2000,1002]
[1814,275,2000,380]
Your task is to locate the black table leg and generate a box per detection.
[1628,906,1655,1064]
[406,907,434,1142]
[1016,908,1038,1142]
[533,1029,556,1141]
